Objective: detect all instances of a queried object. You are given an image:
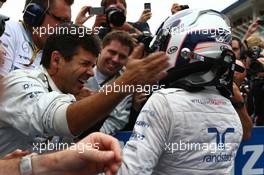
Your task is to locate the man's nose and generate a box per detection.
[112,54,120,63]
[86,67,94,77]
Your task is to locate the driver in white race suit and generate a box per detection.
[118,9,243,175]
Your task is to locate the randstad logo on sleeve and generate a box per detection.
[203,128,235,163]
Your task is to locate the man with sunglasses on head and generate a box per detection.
[0,0,73,78]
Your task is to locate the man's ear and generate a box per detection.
[49,51,63,76]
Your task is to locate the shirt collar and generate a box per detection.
[40,66,62,93]
[93,66,108,85]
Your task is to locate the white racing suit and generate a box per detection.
[0,20,42,76]
[0,66,75,157]
[118,87,243,175]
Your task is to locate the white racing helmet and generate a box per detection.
[151,9,236,95]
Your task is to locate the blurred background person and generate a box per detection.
[234,59,247,88]
[0,0,89,78]
[244,35,264,126]
[232,36,247,61]
[91,0,153,40]
[135,8,152,35]
[171,3,180,15]
[92,0,140,39]
[83,31,134,135]
[0,0,9,77]
[171,3,189,15]
[243,18,261,41]
[0,0,8,96]
[0,0,73,78]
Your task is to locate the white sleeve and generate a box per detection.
[118,92,172,175]
[0,75,76,138]
[0,21,17,76]
[100,95,132,134]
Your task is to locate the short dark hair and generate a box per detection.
[101,0,127,8]
[41,24,101,68]
[102,31,134,55]
[25,0,74,9]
